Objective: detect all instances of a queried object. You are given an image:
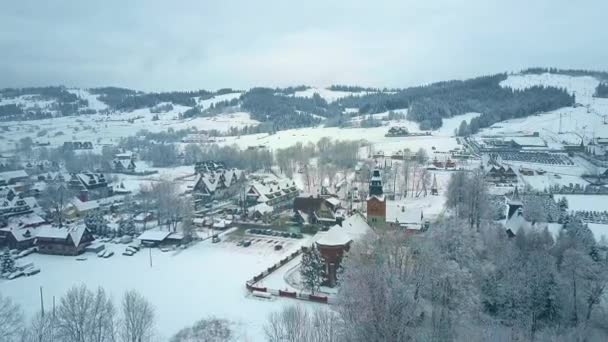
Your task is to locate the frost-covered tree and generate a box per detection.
[1,250,15,275]
[171,317,235,342]
[55,285,116,342]
[0,293,23,342]
[121,290,155,342]
[300,246,326,295]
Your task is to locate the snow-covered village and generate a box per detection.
[2,2,608,342]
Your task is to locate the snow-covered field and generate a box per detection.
[0,237,318,341]
[554,194,608,213]
[292,87,377,103]
[0,110,259,153]
[489,73,608,147]
[217,112,479,155]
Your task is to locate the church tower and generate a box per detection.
[367,168,386,227]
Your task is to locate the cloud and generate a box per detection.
[0,0,606,91]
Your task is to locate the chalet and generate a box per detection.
[112,159,136,173]
[293,196,339,227]
[63,141,93,151]
[0,225,39,249]
[0,170,28,186]
[66,198,100,218]
[246,177,299,212]
[192,168,244,208]
[485,166,518,184]
[194,161,226,174]
[68,173,112,201]
[0,195,34,219]
[386,126,409,137]
[35,225,94,255]
[249,202,273,221]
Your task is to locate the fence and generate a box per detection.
[244,246,331,304]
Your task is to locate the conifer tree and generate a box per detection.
[300,246,326,295]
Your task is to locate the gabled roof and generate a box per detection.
[137,230,171,242]
[316,214,371,246]
[36,225,89,246]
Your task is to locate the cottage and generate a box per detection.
[192,168,244,208]
[293,196,338,227]
[485,166,518,184]
[0,170,28,186]
[0,225,39,250]
[246,176,299,211]
[35,225,94,255]
[68,172,112,201]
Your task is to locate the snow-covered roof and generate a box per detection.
[35,225,89,246]
[316,213,371,246]
[316,227,352,246]
[7,213,45,228]
[0,170,28,181]
[137,230,171,242]
[251,202,273,214]
[71,198,99,212]
[325,197,341,207]
[35,226,69,240]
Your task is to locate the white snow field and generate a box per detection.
[0,237,319,341]
[292,86,377,103]
[488,73,608,147]
[0,109,259,153]
[554,194,608,213]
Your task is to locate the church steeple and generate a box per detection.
[369,168,383,196]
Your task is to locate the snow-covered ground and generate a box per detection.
[292,87,376,103]
[554,194,608,213]
[0,110,259,153]
[0,237,319,341]
[489,73,608,147]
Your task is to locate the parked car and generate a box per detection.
[122,250,134,256]
[97,250,107,258]
[243,240,252,247]
[274,244,283,251]
[128,244,140,251]
[103,251,115,258]
[212,234,221,243]
[7,270,24,280]
[24,267,40,276]
[160,247,170,253]
[126,246,138,254]
[17,247,37,259]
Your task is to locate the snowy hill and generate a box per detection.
[292,86,377,103]
[487,72,608,146]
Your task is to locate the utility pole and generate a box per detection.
[40,286,44,317]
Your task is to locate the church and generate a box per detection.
[365,168,429,232]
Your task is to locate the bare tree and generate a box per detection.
[24,311,56,342]
[120,290,155,342]
[55,285,115,342]
[264,305,310,342]
[170,317,235,342]
[40,184,70,227]
[0,293,23,342]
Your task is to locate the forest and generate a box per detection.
[595,83,608,98]
[335,74,574,130]
[239,87,337,130]
[91,87,213,111]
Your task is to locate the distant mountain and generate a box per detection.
[1,68,606,133]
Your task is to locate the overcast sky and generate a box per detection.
[1,0,607,91]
